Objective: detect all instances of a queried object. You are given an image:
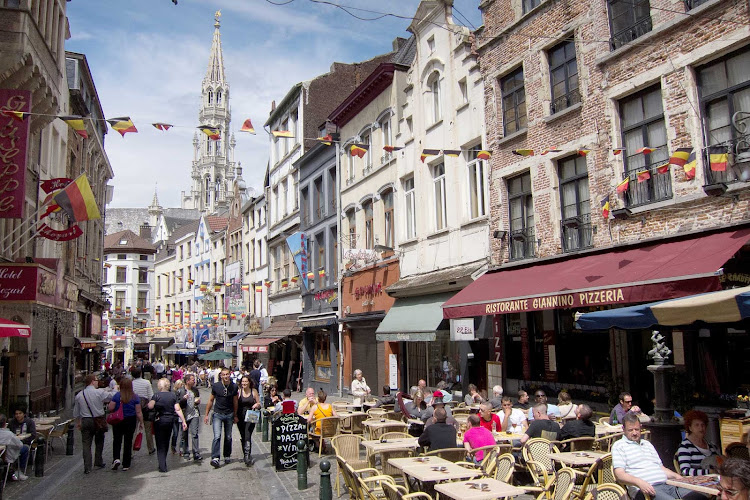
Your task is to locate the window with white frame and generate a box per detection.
[361,130,372,167]
[427,35,435,53]
[282,119,290,156]
[467,149,487,219]
[382,189,394,248]
[404,176,416,239]
[433,163,447,231]
[458,78,469,106]
[274,245,282,291]
[428,72,442,124]
[346,209,356,248]
[272,186,279,223]
[363,200,374,249]
[347,151,355,182]
[381,116,392,162]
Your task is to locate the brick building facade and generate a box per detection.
[443,0,750,408]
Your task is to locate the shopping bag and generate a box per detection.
[133,432,143,451]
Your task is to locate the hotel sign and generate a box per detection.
[0,89,31,218]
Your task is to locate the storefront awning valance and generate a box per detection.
[375,293,455,341]
[149,336,174,345]
[198,339,221,348]
[163,345,197,355]
[0,318,30,338]
[297,312,338,329]
[74,337,105,349]
[576,285,750,330]
[259,318,301,339]
[442,227,750,319]
[238,336,278,353]
[225,331,251,345]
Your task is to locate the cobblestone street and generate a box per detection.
[5,388,335,500]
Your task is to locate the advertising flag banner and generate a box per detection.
[286,232,309,290]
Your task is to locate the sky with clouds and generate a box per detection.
[65,0,483,209]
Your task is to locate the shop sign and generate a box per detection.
[0,265,35,300]
[484,288,626,315]
[314,289,337,304]
[450,318,475,341]
[241,345,268,353]
[354,283,382,300]
[0,89,31,218]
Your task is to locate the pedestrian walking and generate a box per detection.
[73,374,112,474]
[204,367,238,468]
[237,375,261,466]
[177,373,202,460]
[147,378,188,473]
[170,379,184,454]
[131,367,156,455]
[108,377,144,471]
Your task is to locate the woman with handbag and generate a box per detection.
[108,377,144,471]
[147,378,188,473]
[237,375,261,466]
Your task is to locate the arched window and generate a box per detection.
[217,90,222,104]
[208,90,213,104]
[206,140,212,154]
[205,177,211,205]
[215,140,221,155]
[428,72,442,124]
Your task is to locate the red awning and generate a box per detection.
[0,318,31,338]
[442,227,750,319]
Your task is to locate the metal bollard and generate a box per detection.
[34,438,45,477]
[297,439,308,490]
[319,459,332,500]
[261,410,269,442]
[66,424,75,455]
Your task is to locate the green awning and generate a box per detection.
[375,292,455,342]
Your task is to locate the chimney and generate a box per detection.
[139,224,152,240]
[392,37,407,51]
[270,100,276,113]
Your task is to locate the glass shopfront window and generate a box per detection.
[314,331,331,382]
[405,332,462,390]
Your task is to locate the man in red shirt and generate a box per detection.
[478,402,500,432]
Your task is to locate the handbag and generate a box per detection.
[82,389,108,432]
[132,432,143,451]
[107,398,125,425]
[245,409,260,423]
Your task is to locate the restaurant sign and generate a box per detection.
[0,263,77,309]
[450,318,475,341]
[240,344,268,353]
[0,89,31,218]
[483,288,626,315]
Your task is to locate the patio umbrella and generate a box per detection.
[576,285,750,330]
[199,350,235,361]
[0,318,31,338]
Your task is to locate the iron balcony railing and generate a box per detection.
[560,214,594,253]
[509,227,536,260]
[550,88,581,115]
[623,162,673,208]
[610,16,652,51]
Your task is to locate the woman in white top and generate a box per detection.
[557,391,578,420]
[350,369,370,406]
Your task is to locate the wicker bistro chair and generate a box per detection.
[370,423,408,441]
[583,483,629,500]
[548,467,578,500]
[558,437,595,452]
[332,435,368,497]
[725,442,750,459]
[493,452,516,483]
[308,416,340,457]
[379,448,414,483]
[357,472,399,500]
[424,447,468,462]
[572,453,612,500]
[368,408,388,418]
[522,438,561,496]
[382,482,432,500]
[380,432,412,441]
[341,413,369,435]
[340,461,387,500]
[593,433,621,452]
[598,417,611,425]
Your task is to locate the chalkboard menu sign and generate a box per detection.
[272,412,308,470]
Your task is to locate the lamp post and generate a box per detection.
[333,132,344,398]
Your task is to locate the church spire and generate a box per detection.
[204,10,226,85]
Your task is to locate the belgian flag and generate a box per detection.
[351,144,368,158]
[708,146,728,172]
[512,149,534,156]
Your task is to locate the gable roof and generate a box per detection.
[104,230,156,253]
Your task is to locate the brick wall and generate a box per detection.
[478,0,750,266]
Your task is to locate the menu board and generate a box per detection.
[272,412,308,470]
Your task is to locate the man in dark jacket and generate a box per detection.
[373,386,395,408]
[560,404,596,441]
[418,408,456,451]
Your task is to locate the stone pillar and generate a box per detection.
[645,364,682,471]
